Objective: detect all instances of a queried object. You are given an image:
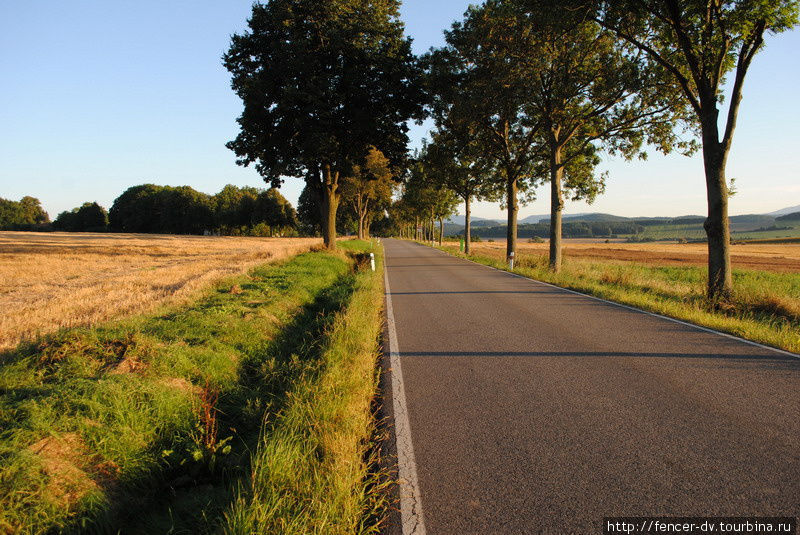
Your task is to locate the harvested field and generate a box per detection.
[469,240,800,272]
[0,232,321,350]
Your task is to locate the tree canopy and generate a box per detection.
[591,0,799,296]
[53,202,109,232]
[338,146,396,240]
[224,0,424,248]
[0,196,49,230]
[425,0,545,259]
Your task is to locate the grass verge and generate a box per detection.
[0,240,387,534]
[222,241,386,534]
[435,244,799,354]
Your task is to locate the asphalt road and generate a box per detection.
[382,239,799,534]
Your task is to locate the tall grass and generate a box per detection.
[222,241,387,534]
[0,241,386,533]
[437,245,800,354]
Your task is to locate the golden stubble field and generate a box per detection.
[0,232,322,350]
[469,240,800,273]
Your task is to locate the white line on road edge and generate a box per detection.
[384,262,427,535]
[420,242,800,360]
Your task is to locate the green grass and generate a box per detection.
[222,241,386,535]
[436,244,800,354]
[0,240,388,534]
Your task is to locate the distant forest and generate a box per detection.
[0,184,298,236]
[470,221,644,239]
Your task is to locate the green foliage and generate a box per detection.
[423,129,498,205]
[52,202,109,232]
[222,240,387,535]
[0,196,49,230]
[255,188,298,236]
[297,185,322,237]
[401,153,460,232]
[425,1,544,202]
[224,0,424,246]
[471,220,644,238]
[108,184,298,236]
[338,147,396,238]
[593,0,799,296]
[109,184,214,235]
[213,184,260,232]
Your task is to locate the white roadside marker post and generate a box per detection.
[508,251,514,270]
[370,252,375,272]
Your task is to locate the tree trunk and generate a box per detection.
[701,134,732,300]
[549,143,564,272]
[321,165,339,250]
[464,195,472,255]
[357,212,365,240]
[438,217,443,246]
[506,175,518,262]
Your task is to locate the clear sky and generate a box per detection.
[1,1,798,221]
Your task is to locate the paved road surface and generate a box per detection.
[382,239,799,534]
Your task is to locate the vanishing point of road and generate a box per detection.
[381,239,799,534]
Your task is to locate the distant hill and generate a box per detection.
[445,215,501,226]
[768,205,800,217]
[441,205,800,237]
[519,213,552,224]
[776,211,800,222]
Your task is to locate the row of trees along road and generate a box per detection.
[224,0,797,299]
[420,0,797,300]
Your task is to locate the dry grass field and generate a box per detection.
[0,232,321,350]
[471,240,800,272]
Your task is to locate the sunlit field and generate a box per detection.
[0,232,321,350]
[467,239,800,273]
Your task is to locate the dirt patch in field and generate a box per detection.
[29,434,99,507]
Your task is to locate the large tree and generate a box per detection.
[426,1,543,263]
[224,0,423,249]
[521,2,690,271]
[592,0,799,298]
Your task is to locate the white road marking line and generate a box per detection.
[419,241,800,360]
[384,258,427,535]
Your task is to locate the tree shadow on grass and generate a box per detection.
[66,272,358,534]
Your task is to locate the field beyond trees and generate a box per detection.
[0,232,321,350]
[468,240,800,273]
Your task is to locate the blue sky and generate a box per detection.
[1,1,798,221]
